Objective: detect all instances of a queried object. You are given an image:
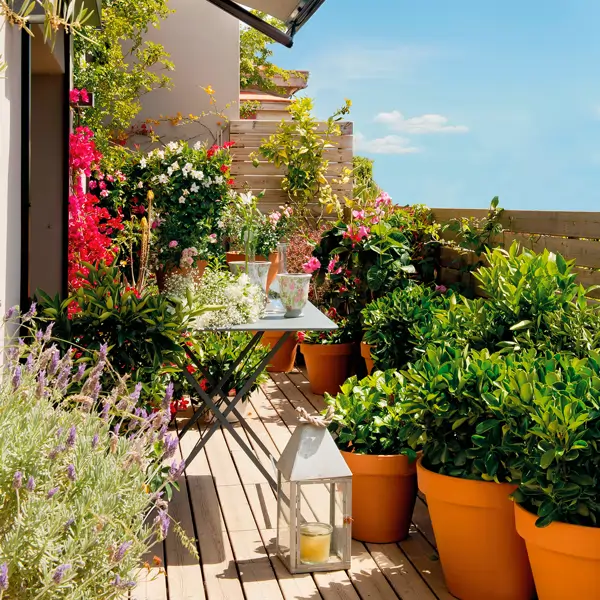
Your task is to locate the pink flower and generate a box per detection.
[283,206,293,217]
[88,180,97,190]
[99,181,106,190]
[269,211,281,224]
[297,331,306,343]
[106,174,114,182]
[168,240,178,248]
[80,88,90,103]
[100,190,109,198]
[435,285,448,293]
[356,225,370,241]
[352,209,366,220]
[375,192,392,207]
[208,234,217,243]
[327,255,342,275]
[371,215,380,224]
[69,89,80,103]
[302,257,321,274]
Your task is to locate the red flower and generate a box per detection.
[228,179,235,186]
[297,331,306,343]
[200,379,210,392]
[220,164,229,173]
[186,364,197,374]
[223,141,235,148]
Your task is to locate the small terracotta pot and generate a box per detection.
[300,343,354,395]
[342,451,417,543]
[360,342,375,375]
[225,252,279,292]
[417,459,534,600]
[260,331,298,373]
[515,502,600,600]
[156,260,208,292]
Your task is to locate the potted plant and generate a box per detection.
[299,311,358,396]
[326,370,419,543]
[121,140,234,288]
[506,352,600,600]
[402,345,534,600]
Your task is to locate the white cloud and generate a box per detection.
[355,132,420,155]
[375,110,469,134]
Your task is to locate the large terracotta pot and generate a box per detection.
[156,260,208,292]
[417,459,534,600]
[260,331,298,373]
[225,252,279,292]
[300,342,353,396]
[342,451,417,543]
[515,502,600,600]
[360,342,375,375]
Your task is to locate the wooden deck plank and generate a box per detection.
[285,371,327,412]
[411,498,437,548]
[348,541,404,600]
[179,429,245,600]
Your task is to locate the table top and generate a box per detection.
[218,302,337,332]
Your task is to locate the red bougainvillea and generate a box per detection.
[68,126,123,293]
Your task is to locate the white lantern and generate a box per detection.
[276,415,352,573]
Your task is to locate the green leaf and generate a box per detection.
[540,448,556,469]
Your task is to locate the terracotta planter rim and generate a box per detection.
[515,502,600,558]
[417,457,517,508]
[300,342,354,356]
[342,450,416,476]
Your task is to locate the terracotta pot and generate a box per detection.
[300,343,354,396]
[260,331,298,373]
[515,502,600,599]
[417,459,534,600]
[156,260,208,292]
[342,451,417,543]
[225,252,279,292]
[360,342,375,375]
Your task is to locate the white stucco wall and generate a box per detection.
[0,25,22,318]
[136,0,240,146]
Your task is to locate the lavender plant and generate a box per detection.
[0,308,191,599]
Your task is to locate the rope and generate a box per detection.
[296,406,334,428]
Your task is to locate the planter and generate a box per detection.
[342,451,417,543]
[417,459,533,600]
[225,252,279,292]
[515,503,600,600]
[260,331,298,373]
[156,260,208,292]
[300,343,354,396]
[360,342,375,375]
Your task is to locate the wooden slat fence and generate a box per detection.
[431,209,600,297]
[228,120,353,213]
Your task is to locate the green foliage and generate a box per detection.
[255,97,352,219]
[240,100,262,119]
[239,12,298,91]
[73,0,173,164]
[362,284,450,370]
[326,370,419,457]
[503,352,600,527]
[352,156,380,203]
[0,322,178,598]
[34,262,203,407]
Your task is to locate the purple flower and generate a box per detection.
[0,562,8,590]
[25,353,35,373]
[49,445,65,460]
[112,574,136,589]
[98,343,108,362]
[36,370,46,399]
[168,459,185,481]
[23,302,37,321]
[113,423,121,436]
[101,399,111,421]
[67,464,77,482]
[43,322,54,342]
[162,382,174,411]
[53,564,71,584]
[130,382,142,403]
[3,306,17,321]
[66,426,77,448]
[163,434,178,460]
[12,471,22,490]
[47,487,59,499]
[73,363,86,382]
[11,367,21,390]
[114,541,133,562]
[64,517,75,530]
[92,434,99,449]
[154,508,170,538]
[26,476,35,492]
[48,349,60,376]
[35,329,44,342]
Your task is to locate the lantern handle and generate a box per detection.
[296,406,334,427]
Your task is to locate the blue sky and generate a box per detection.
[272,0,600,210]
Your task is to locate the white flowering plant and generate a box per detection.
[165,268,264,329]
[119,140,236,269]
[0,308,193,599]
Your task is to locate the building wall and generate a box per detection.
[0,26,22,319]
[136,0,240,146]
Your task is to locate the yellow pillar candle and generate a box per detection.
[299,522,333,565]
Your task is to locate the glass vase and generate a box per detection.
[265,243,288,315]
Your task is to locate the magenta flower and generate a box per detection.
[352,209,366,220]
[69,89,80,103]
[302,257,321,274]
[168,240,178,248]
[80,88,89,103]
[327,256,342,275]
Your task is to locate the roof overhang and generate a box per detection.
[205,0,325,47]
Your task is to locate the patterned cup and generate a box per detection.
[277,273,312,318]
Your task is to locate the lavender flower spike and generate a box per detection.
[163,434,178,460]
[42,322,54,342]
[47,487,59,499]
[130,382,142,403]
[168,459,186,481]
[154,508,170,538]
[92,433,99,449]
[66,426,77,448]
[0,562,8,590]
[162,382,174,410]
[25,353,35,373]
[67,464,77,482]
[26,476,35,492]
[53,564,71,584]
[3,305,17,322]
[73,363,86,382]
[11,366,22,390]
[114,541,133,562]
[12,471,23,490]
[23,301,37,321]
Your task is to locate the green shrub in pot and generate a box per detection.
[325,370,419,543]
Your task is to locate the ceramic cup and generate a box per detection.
[277,273,312,318]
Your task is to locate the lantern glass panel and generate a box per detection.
[277,475,292,561]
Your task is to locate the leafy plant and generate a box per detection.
[326,370,419,457]
[352,155,380,203]
[0,312,185,598]
[240,100,262,119]
[254,97,352,219]
[299,312,358,345]
[362,284,450,370]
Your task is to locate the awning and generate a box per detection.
[204,0,325,47]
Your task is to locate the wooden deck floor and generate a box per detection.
[133,370,452,600]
